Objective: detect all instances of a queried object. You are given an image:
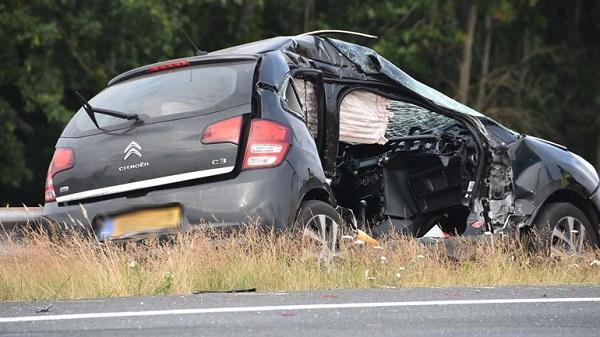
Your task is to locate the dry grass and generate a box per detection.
[1,224,599,302]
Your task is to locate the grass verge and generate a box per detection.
[1,225,599,302]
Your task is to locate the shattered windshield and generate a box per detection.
[386,101,454,139]
[377,57,484,117]
[324,38,483,117]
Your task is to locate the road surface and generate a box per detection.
[1,285,599,336]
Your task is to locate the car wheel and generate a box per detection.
[533,202,594,257]
[296,200,342,261]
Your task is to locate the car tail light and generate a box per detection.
[148,59,189,73]
[202,116,243,144]
[45,148,74,203]
[243,119,291,170]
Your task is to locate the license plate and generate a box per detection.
[99,206,181,239]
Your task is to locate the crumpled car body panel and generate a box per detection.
[103,34,599,240]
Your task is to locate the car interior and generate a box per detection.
[294,80,480,237]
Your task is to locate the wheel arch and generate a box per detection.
[530,189,600,231]
[301,187,334,205]
[287,186,336,225]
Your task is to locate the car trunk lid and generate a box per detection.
[49,60,256,204]
[52,108,248,204]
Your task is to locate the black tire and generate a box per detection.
[532,202,596,257]
[295,200,343,259]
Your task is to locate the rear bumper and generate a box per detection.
[43,162,299,233]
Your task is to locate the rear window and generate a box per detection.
[62,61,256,137]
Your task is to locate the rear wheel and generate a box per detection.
[532,202,595,257]
[296,200,342,261]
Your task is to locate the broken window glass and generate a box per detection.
[327,38,381,74]
[386,101,454,139]
[319,38,484,117]
[283,81,304,118]
[338,90,455,144]
[292,78,318,138]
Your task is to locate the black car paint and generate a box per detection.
[45,48,332,232]
[43,34,600,242]
[44,161,299,230]
[53,105,247,200]
[509,137,600,222]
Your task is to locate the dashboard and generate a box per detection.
[334,122,478,220]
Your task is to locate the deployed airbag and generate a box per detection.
[339,91,391,144]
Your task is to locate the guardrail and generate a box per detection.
[0,207,43,231]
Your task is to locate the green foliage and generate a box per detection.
[0,0,178,203]
[1,0,599,204]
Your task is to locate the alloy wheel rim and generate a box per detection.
[550,216,587,257]
[302,214,339,261]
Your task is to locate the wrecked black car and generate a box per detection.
[43,31,600,256]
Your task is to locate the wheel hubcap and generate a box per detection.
[550,216,587,257]
[302,214,339,262]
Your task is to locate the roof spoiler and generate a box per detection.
[297,30,377,39]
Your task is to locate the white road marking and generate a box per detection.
[1,297,599,323]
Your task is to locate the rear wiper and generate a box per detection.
[75,91,139,129]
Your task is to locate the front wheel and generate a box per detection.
[295,200,343,261]
[532,202,596,257]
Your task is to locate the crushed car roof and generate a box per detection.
[110,35,483,117]
[208,35,483,117]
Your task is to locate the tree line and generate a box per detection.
[1,0,599,205]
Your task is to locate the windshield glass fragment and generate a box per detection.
[327,38,381,74]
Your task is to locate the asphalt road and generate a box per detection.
[1,285,599,337]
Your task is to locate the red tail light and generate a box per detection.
[45,148,74,203]
[148,59,189,73]
[243,119,291,170]
[202,116,243,144]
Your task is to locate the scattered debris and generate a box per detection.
[35,304,53,313]
[590,260,600,267]
[422,225,449,238]
[279,311,297,317]
[323,293,338,298]
[355,229,380,246]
